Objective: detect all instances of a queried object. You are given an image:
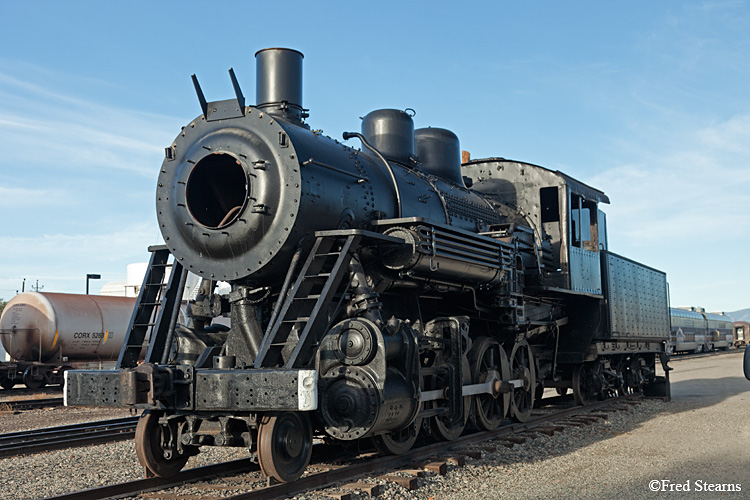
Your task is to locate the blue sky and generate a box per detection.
[0,1,748,313]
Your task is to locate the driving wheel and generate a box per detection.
[469,337,510,430]
[509,340,536,422]
[372,418,421,455]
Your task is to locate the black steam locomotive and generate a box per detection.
[66,48,671,482]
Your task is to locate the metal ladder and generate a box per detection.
[254,233,361,369]
[117,245,187,369]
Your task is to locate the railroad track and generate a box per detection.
[46,395,639,500]
[669,347,743,362]
[0,397,64,411]
[0,416,138,458]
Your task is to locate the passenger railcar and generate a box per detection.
[705,311,733,350]
[65,48,671,482]
[667,307,733,354]
[734,321,749,348]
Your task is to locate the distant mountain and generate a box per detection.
[729,308,750,322]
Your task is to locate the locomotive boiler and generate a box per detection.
[0,292,136,389]
[65,48,671,482]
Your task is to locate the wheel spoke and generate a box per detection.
[509,341,535,423]
[372,418,421,455]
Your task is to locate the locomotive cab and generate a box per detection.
[462,159,609,294]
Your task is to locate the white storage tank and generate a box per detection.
[0,292,136,363]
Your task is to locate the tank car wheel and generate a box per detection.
[509,341,536,422]
[135,410,191,477]
[0,379,15,390]
[429,357,471,441]
[572,362,603,405]
[372,418,421,456]
[469,337,510,431]
[258,412,313,483]
[22,368,43,390]
[743,346,750,381]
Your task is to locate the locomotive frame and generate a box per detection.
[65,47,671,482]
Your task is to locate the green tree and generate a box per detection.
[0,298,6,317]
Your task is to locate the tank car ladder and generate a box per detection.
[253,232,362,369]
[117,245,187,369]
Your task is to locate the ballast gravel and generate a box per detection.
[0,351,747,500]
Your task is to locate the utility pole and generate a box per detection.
[31,280,43,292]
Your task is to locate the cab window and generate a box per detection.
[570,194,598,251]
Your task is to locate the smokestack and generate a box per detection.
[254,48,305,122]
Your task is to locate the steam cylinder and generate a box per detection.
[0,292,136,363]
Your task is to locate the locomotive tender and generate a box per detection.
[65,48,671,482]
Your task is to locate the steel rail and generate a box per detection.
[46,459,257,500]
[0,397,64,411]
[221,395,639,500]
[0,416,138,458]
[44,395,636,500]
[668,348,741,362]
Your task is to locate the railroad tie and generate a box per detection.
[496,436,526,445]
[423,461,448,475]
[587,413,610,419]
[378,475,420,490]
[340,482,382,496]
[398,468,426,477]
[323,492,352,500]
[441,455,467,467]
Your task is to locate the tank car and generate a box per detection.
[65,48,671,482]
[0,292,135,389]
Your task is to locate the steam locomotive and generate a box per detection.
[66,48,671,482]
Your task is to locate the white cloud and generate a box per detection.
[0,65,179,178]
[0,220,163,296]
[591,113,750,311]
[0,186,68,207]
